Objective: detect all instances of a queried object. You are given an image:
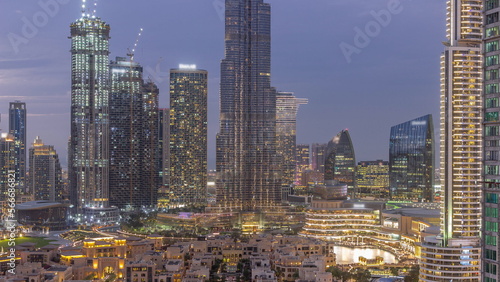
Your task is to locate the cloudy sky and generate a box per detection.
[0,0,444,169]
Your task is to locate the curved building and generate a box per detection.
[324,130,356,196]
[389,114,434,202]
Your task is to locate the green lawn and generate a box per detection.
[0,236,57,249]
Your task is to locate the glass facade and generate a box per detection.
[216,0,281,209]
[484,1,500,281]
[169,68,208,207]
[311,143,327,173]
[276,92,308,187]
[69,16,110,211]
[356,160,389,198]
[0,133,15,207]
[109,57,159,209]
[29,137,63,202]
[295,144,310,186]
[389,114,434,202]
[9,101,26,191]
[324,130,356,195]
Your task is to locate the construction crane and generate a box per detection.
[127,28,144,62]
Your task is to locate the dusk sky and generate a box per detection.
[0,0,444,169]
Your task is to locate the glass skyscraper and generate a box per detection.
[68,14,111,212]
[483,1,500,281]
[29,136,63,202]
[324,130,356,195]
[109,57,159,209]
[169,66,208,207]
[420,0,482,280]
[311,143,327,173]
[216,0,281,210]
[295,144,310,185]
[389,114,434,202]
[0,133,15,207]
[276,92,308,187]
[9,101,26,191]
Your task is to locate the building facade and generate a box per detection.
[276,92,308,187]
[169,66,208,207]
[295,144,310,185]
[109,57,159,209]
[28,136,63,202]
[311,143,327,173]
[68,15,111,212]
[324,130,356,195]
[483,1,500,281]
[419,0,483,280]
[0,133,15,205]
[356,160,389,198]
[9,101,26,191]
[216,0,281,210]
[389,115,434,202]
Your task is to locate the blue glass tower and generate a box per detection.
[9,101,26,191]
[389,114,434,202]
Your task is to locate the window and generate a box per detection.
[486,126,499,136]
[487,151,499,161]
[487,27,500,38]
[487,97,499,108]
[487,0,500,11]
[486,249,497,260]
[487,112,499,122]
[487,193,499,204]
[486,235,498,246]
[487,55,499,67]
[486,262,498,274]
[486,207,499,218]
[487,41,499,53]
[486,221,499,232]
[487,13,499,25]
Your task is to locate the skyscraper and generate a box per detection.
[216,0,281,210]
[419,1,482,280]
[311,143,327,173]
[483,2,500,281]
[68,13,111,213]
[276,92,308,187]
[29,136,63,202]
[356,160,389,198]
[389,114,434,202]
[108,57,159,209]
[0,133,15,205]
[9,101,26,191]
[169,66,208,207]
[324,130,356,195]
[295,144,310,185]
[158,108,170,198]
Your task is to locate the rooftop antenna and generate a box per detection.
[127,28,144,62]
[92,0,98,18]
[81,0,86,18]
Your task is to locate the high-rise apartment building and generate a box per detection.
[216,0,281,210]
[158,108,170,192]
[169,66,208,207]
[68,14,111,213]
[389,115,434,202]
[29,137,63,202]
[142,81,160,208]
[276,92,308,187]
[311,143,327,173]
[356,160,389,198]
[9,101,26,191]
[324,130,356,195]
[0,133,15,205]
[109,57,159,209]
[295,144,310,185]
[419,1,483,280]
[483,1,500,281]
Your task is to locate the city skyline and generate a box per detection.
[0,0,443,169]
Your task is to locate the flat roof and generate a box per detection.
[16,201,66,210]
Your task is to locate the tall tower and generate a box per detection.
[295,144,310,185]
[216,0,281,210]
[324,130,356,195]
[169,65,208,207]
[276,92,308,187]
[389,114,434,202]
[9,101,26,191]
[68,11,111,212]
[311,143,327,173]
[483,1,500,281]
[29,136,63,202]
[419,0,482,280]
[0,133,15,204]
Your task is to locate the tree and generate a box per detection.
[404,265,419,282]
[327,266,351,282]
[350,268,371,282]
